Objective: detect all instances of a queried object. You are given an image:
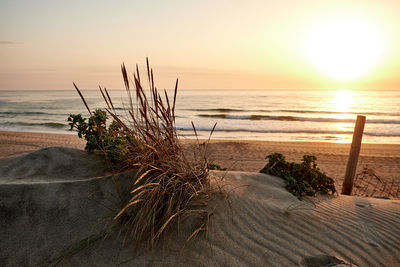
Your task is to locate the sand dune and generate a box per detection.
[1,147,399,266]
[0,147,135,266]
[176,172,400,266]
[0,147,107,183]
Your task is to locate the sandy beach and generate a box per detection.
[1,147,399,266]
[1,130,400,266]
[1,130,399,197]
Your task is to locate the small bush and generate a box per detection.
[208,163,227,171]
[68,110,135,167]
[260,152,336,198]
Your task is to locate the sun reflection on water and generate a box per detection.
[331,90,354,143]
[334,90,353,115]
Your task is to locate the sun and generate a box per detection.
[304,18,385,80]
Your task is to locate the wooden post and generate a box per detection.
[341,115,366,195]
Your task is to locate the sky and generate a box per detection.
[1,0,400,90]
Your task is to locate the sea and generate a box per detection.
[1,89,400,144]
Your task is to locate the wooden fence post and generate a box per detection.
[341,115,366,195]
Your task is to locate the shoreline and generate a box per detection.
[1,130,399,197]
[2,128,400,145]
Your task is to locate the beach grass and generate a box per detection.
[72,59,216,247]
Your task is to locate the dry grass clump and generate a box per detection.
[73,59,214,247]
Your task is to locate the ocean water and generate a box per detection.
[1,89,400,144]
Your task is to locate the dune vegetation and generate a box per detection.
[68,59,216,247]
[260,152,336,198]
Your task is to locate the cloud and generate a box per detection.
[0,41,22,45]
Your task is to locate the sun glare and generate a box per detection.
[304,18,385,80]
[334,90,352,112]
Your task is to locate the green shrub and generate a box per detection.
[208,163,227,171]
[68,109,136,167]
[260,152,336,198]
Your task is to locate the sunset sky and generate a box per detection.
[1,0,400,90]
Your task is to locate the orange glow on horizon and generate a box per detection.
[0,1,399,90]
